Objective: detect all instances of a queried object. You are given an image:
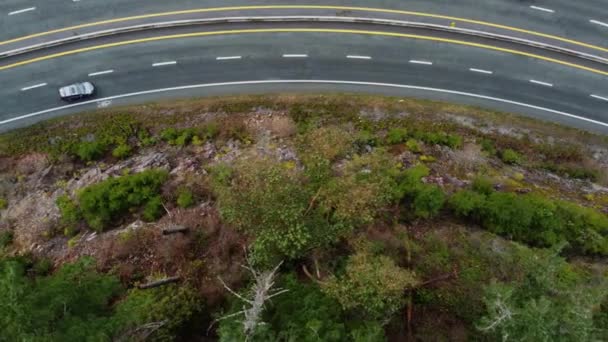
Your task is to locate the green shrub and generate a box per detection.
[113,284,202,341]
[541,162,599,181]
[449,189,608,256]
[500,149,521,165]
[395,164,445,219]
[0,231,13,248]
[406,139,422,153]
[219,273,384,341]
[386,128,408,145]
[0,198,6,209]
[56,195,82,232]
[160,127,179,142]
[77,169,168,231]
[74,140,107,162]
[200,122,220,140]
[413,131,462,149]
[449,190,486,219]
[472,176,494,195]
[191,135,204,146]
[176,189,195,208]
[111,144,132,159]
[175,130,194,147]
[480,139,496,155]
[322,250,418,320]
[412,185,445,219]
[0,257,123,341]
[32,258,53,276]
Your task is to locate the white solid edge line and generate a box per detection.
[20,83,47,91]
[2,80,607,128]
[282,54,308,58]
[590,19,608,28]
[8,7,36,15]
[216,56,242,60]
[409,60,433,65]
[529,5,555,13]
[469,68,493,74]
[530,79,554,87]
[88,69,114,77]
[346,55,372,60]
[152,61,177,67]
[591,94,608,102]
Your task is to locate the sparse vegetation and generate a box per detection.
[0,95,607,341]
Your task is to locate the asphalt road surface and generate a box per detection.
[1,24,607,133]
[2,1,608,59]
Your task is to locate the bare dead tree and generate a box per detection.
[209,256,287,340]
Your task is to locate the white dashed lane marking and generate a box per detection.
[409,60,433,65]
[20,83,47,91]
[216,56,242,60]
[282,54,308,58]
[469,68,493,74]
[590,19,608,28]
[530,79,554,87]
[152,61,177,67]
[8,7,36,15]
[529,5,555,13]
[346,55,372,60]
[88,69,114,77]
[591,94,608,102]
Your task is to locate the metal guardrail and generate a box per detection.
[2,16,607,66]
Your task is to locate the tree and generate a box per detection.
[217,273,384,342]
[322,249,419,320]
[477,247,606,341]
[215,259,287,341]
[0,257,122,341]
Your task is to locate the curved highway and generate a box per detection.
[0,2,606,133]
[2,1,608,59]
[0,22,607,133]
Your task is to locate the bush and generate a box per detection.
[541,162,599,181]
[213,157,332,265]
[413,131,462,149]
[113,284,202,341]
[386,128,408,145]
[500,149,521,165]
[160,127,179,142]
[74,140,107,162]
[449,190,486,219]
[142,196,164,222]
[322,250,418,320]
[56,195,82,232]
[77,169,168,231]
[176,188,195,208]
[395,164,445,219]
[0,231,13,248]
[219,273,385,341]
[472,176,494,195]
[0,257,122,341]
[112,144,132,159]
[406,139,422,153]
[480,139,496,156]
[412,185,445,219]
[0,198,6,209]
[449,189,608,256]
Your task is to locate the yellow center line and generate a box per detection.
[1,28,607,76]
[1,5,607,54]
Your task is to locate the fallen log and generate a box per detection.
[162,225,189,235]
[138,276,180,289]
